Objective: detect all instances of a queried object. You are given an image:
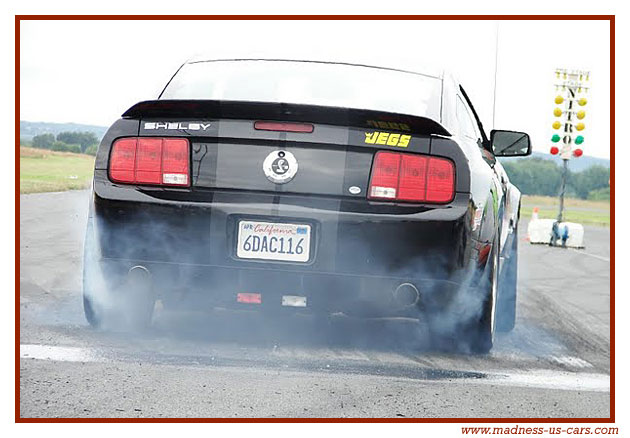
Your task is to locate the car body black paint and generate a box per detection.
[85,60,529,338]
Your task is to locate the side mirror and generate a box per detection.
[491,130,532,157]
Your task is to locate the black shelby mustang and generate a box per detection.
[83,59,531,353]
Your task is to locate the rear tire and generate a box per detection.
[83,219,104,328]
[465,237,498,354]
[429,232,498,354]
[83,219,155,330]
[497,226,518,332]
[83,265,155,330]
[83,290,101,328]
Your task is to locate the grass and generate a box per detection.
[520,194,610,227]
[20,147,95,194]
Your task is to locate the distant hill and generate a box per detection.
[500,151,609,172]
[20,121,108,141]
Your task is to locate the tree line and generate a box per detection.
[28,131,99,155]
[501,157,610,201]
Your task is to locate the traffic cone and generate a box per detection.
[532,207,539,221]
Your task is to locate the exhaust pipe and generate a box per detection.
[124,265,155,328]
[393,282,420,307]
[127,265,151,288]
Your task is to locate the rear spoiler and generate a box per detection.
[122,99,451,137]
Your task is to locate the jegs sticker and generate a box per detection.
[364,132,411,147]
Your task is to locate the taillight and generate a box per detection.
[161,139,190,185]
[254,121,314,133]
[368,151,454,203]
[109,138,136,183]
[135,138,162,184]
[398,154,428,201]
[426,156,455,203]
[109,137,190,187]
[368,152,400,199]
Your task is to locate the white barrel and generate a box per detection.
[527,218,585,248]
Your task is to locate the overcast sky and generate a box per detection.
[19,19,610,158]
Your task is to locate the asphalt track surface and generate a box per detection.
[19,190,611,418]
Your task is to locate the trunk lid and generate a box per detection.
[124,99,450,199]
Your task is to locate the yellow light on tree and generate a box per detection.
[578,97,588,106]
[576,122,585,131]
[552,121,562,130]
[554,108,563,117]
[577,110,586,120]
[555,95,564,104]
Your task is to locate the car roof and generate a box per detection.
[183,58,444,81]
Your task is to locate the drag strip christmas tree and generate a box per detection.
[550,68,590,223]
[528,69,588,248]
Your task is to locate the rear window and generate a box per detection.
[160,60,443,121]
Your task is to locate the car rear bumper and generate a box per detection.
[95,257,464,316]
[89,174,482,315]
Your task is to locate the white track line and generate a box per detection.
[20,344,100,362]
[466,370,609,393]
[20,344,609,393]
[549,355,594,369]
[569,248,610,262]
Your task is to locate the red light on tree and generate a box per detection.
[550,146,559,155]
[573,148,583,157]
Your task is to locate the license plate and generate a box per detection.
[236,220,311,263]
